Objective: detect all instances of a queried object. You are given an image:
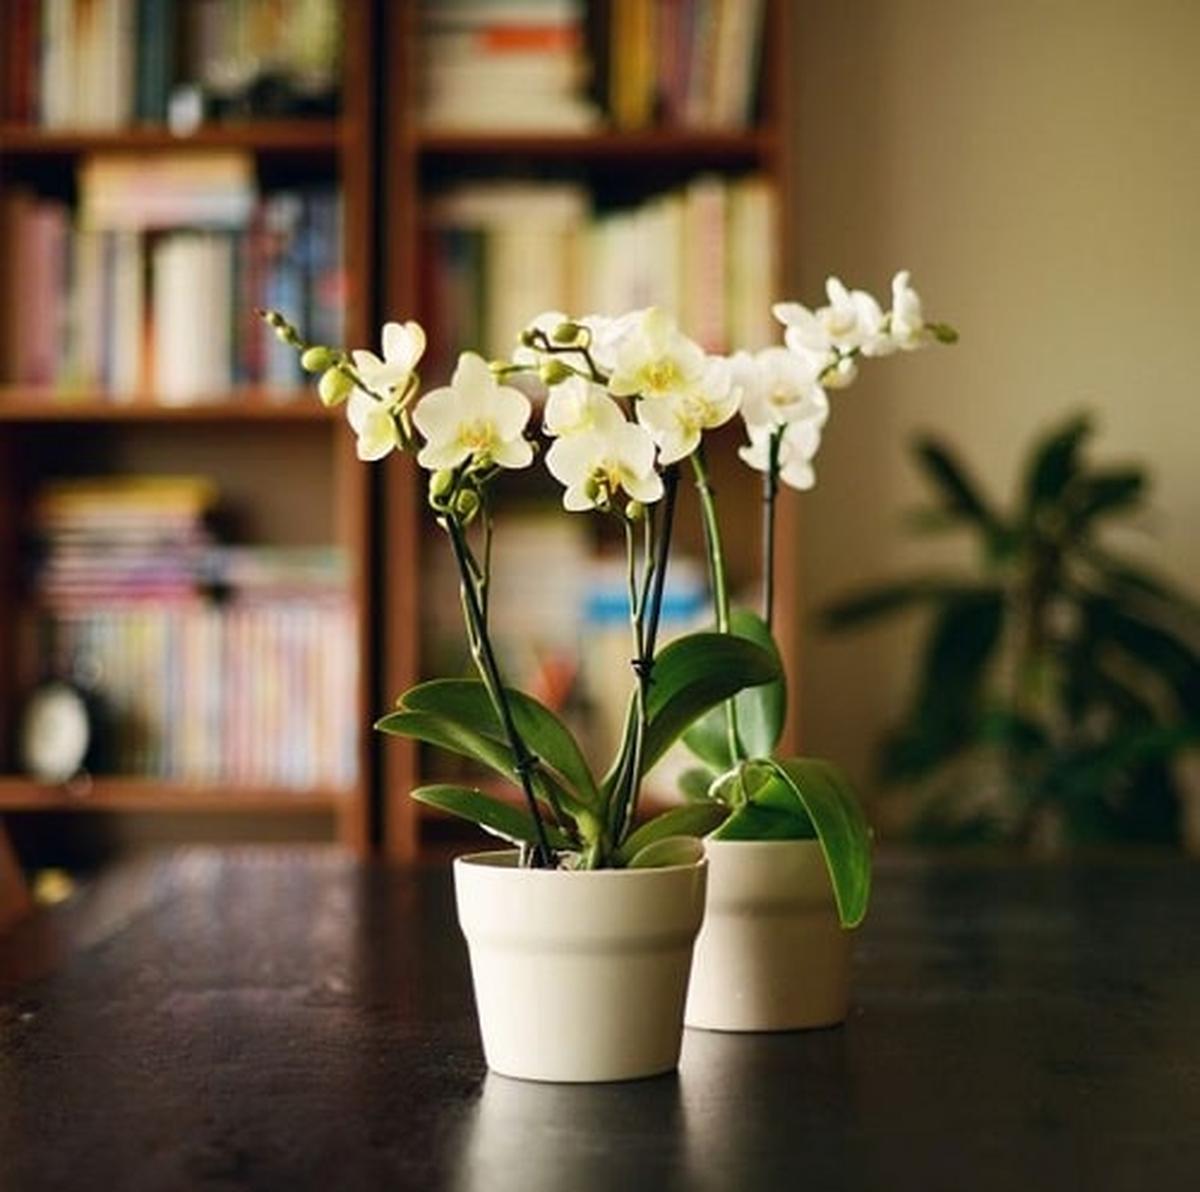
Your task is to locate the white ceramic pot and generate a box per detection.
[684,839,851,1032]
[454,850,708,1082]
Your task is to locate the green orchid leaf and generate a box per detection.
[728,609,787,756]
[411,784,571,850]
[375,707,583,824]
[680,704,734,771]
[397,679,600,809]
[709,801,816,841]
[678,767,719,802]
[625,835,705,870]
[764,757,872,928]
[375,708,514,778]
[642,632,779,772]
[617,802,728,865]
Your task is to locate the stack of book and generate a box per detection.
[1,0,342,128]
[29,476,217,606]
[421,174,777,365]
[0,152,343,401]
[419,0,600,132]
[605,0,768,130]
[29,477,358,789]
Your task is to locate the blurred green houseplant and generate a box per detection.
[822,414,1200,846]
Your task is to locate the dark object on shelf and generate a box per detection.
[823,413,1200,847]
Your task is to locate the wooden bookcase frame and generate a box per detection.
[0,0,379,878]
[380,0,798,860]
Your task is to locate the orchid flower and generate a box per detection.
[543,375,627,438]
[636,357,740,464]
[351,320,426,397]
[731,347,829,431]
[546,421,664,512]
[739,418,824,491]
[413,351,533,472]
[607,307,707,400]
[889,270,928,350]
[346,391,402,461]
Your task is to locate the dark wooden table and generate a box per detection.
[1,849,1198,1191]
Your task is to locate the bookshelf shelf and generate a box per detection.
[0,121,343,157]
[0,390,339,423]
[0,777,346,814]
[416,129,778,165]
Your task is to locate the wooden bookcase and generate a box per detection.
[379,0,798,860]
[0,1,378,866]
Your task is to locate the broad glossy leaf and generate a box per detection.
[412,785,572,850]
[641,632,779,772]
[617,802,727,864]
[398,679,600,809]
[765,757,872,928]
[678,767,718,802]
[682,611,787,765]
[626,835,705,869]
[709,802,815,841]
[376,707,582,823]
[375,709,513,778]
[729,609,787,757]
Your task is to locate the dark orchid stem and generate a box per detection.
[762,427,785,629]
[643,465,680,662]
[612,465,680,843]
[445,515,553,867]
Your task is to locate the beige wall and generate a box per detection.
[789,1,1200,822]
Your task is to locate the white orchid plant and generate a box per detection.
[260,270,953,897]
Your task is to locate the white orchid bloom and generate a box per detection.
[774,276,892,361]
[351,320,426,397]
[731,347,830,431]
[545,421,664,512]
[636,357,739,464]
[889,270,928,351]
[739,418,824,491]
[578,309,647,374]
[413,351,533,472]
[346,390,401,462]
[608,307,707,400]
[543,375,626,438]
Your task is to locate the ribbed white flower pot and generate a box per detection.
[684,839,851,1032]
[454,850,708,1082]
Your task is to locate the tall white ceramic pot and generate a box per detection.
[454,850,708,1082]
[684,839,850,1031]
